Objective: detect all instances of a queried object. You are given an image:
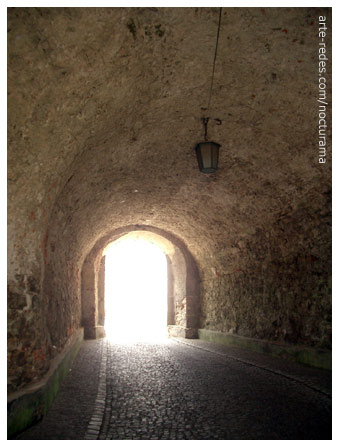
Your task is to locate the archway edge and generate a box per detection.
[81,225,200,340]
[85,224,196,263]
[103,229,176,258]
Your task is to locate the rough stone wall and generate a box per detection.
[97,257,106,326]
[200,189,331,349]
[172,247,187,328]
[7,274,50,393]
[8,7,331,393]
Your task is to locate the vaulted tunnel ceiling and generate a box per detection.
[8,7,330,278]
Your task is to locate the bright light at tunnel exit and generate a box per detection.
[104,239,168,342]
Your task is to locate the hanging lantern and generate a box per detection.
[195,141,220,173]
[195,117,220,173]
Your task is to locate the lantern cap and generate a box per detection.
[195,141,221,148]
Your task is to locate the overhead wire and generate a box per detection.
[206,7,223,115]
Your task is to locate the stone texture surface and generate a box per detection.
[16,338,331,440]
[200,200,331,348]
[8,7,331,392]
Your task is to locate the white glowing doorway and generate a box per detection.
[104,238,168,342]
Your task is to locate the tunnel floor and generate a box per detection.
[16,338,332,440]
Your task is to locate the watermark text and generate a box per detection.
[318,16,328,164]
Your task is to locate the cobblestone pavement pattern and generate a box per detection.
[17,338,331,440]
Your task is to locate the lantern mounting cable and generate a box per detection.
[202,7,223,140]
[194,8,222,174]
[202,117,209,142]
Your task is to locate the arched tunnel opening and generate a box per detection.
[81,227,200,342]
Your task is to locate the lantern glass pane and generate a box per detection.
[200,143,212,169]
[212,144,219,169]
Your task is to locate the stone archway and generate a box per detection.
[81,225,200,340]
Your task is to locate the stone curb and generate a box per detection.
[7,328,84,439]
[198,329,332,370]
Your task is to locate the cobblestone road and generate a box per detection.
[18,338,332,440]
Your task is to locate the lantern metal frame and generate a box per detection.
[195,117,220,173]
[195,141,220,173]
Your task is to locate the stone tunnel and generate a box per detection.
[7,7,331,439]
